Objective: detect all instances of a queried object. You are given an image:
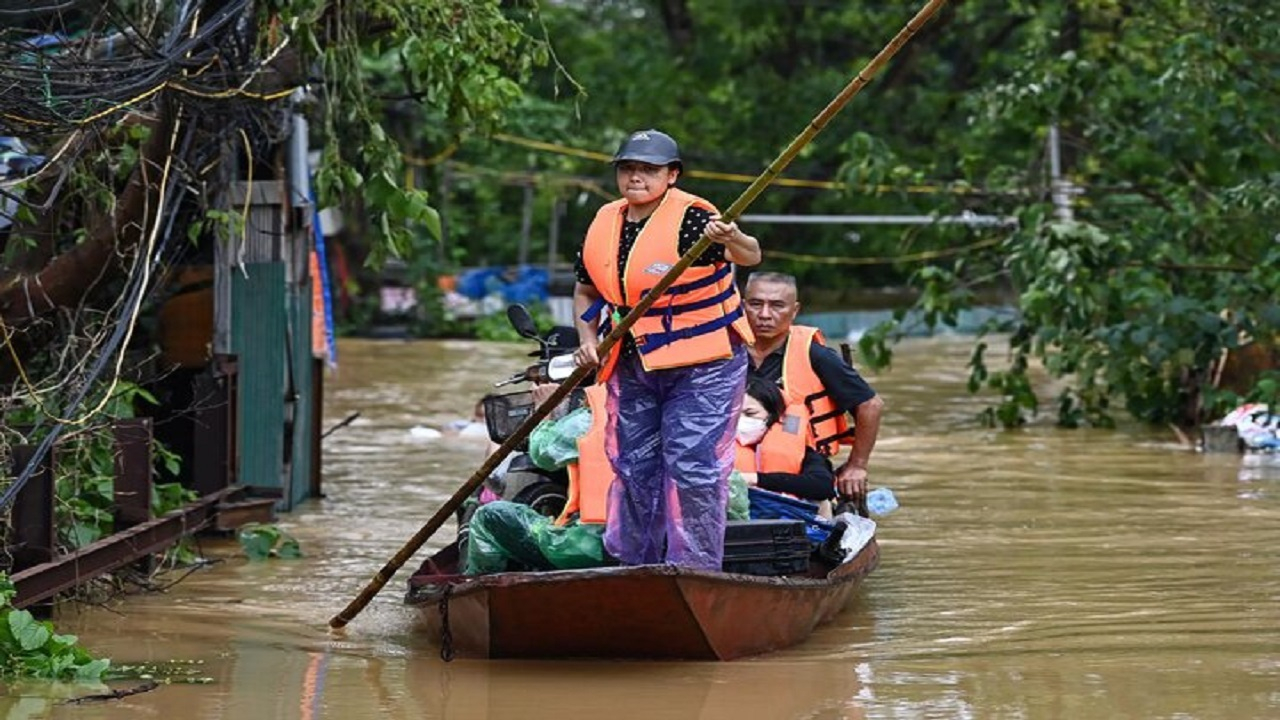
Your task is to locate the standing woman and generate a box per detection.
[573,129,761,570]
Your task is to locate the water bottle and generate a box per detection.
[865,487,899,516]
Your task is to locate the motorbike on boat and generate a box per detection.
[456,305,581,548]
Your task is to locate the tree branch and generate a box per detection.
[0,106,175,325]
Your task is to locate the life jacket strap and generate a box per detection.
[809,408,846,425]
[583,264,734,327]
[580,297,608,323]
[816,428,857,453]
[803,389,832,408]
[661,262,732,295]
[636,305,743,355]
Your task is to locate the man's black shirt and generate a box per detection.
[750,337,877,414]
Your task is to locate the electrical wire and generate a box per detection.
[0,120,193,511]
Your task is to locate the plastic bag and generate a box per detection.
[528,406,592,471]
[834,513,877,562]
[726,470,750,521]
[866,487,899,516]
[463,501,605,575]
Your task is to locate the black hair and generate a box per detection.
[745,376,786,428]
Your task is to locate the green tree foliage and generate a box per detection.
[427,0,1277,429]
[857,0,1280,429]
[264,0,549,265]
[306,0,1277,427]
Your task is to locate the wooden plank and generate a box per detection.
[214,498,277,531]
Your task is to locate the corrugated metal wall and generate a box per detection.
[220,180,320,513]
[231,262,287,496]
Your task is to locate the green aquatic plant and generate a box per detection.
[109,659,214,685]
[0,575,109,682]
[237,523,303,561]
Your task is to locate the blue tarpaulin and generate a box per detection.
[747,487,834,543]
[456,266,550,304]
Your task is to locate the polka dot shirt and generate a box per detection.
[574,205,729,357]
[573,205,726,287]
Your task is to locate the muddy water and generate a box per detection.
[5,336,1280,719]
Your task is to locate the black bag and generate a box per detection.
[721,519,810,576]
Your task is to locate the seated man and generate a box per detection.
[743,272,884,505]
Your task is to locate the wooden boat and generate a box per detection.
[404,536,879,661]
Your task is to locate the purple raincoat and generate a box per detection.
[601,342,747,570]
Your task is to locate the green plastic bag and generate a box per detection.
[528,406,592,471]
[464,501,605,575]
[727,470,750,521]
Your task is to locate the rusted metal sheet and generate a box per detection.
[112,419,152,528]
[8,444,54,572]
[406,539,880,661]
[9,487,241,609]
[309,356,323,499]
[192,355,237,496]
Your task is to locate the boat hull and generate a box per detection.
[406,539,878,660]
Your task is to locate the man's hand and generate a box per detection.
[574,339,600,369]
[835,460,868,500]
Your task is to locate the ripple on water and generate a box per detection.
[38,337,1280,720]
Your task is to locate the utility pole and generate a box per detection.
[1048,124,1075,222]
[518,178,534,267]
[437,162,451,265]
[546,196,562,276]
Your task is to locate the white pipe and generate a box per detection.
[740,213,1018,227]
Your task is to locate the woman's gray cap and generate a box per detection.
[612,129,681,167]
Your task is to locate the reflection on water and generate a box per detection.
[1,336,1276,719]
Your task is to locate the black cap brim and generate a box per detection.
[613,153,680,166]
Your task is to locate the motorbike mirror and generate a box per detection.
[546,354,576,382]
[506,304,541,340]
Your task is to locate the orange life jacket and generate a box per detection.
[580,187,754,382]
[555,384,612,526]
[781,325,855,455]
[732,402,807,475]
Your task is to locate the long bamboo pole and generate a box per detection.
[329,0,948,630]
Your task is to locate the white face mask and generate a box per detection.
[736,416,769,446]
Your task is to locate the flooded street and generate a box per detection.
[8,336,1280,719]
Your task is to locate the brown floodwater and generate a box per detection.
[5,336,1280,719]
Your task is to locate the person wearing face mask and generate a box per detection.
[735,376,837,503]
[572,129,761,571]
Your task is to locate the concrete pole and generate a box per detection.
[518,179,534,267]
[546,197,562,276]
[1049,124,1074,222]
[437,162,451,265]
